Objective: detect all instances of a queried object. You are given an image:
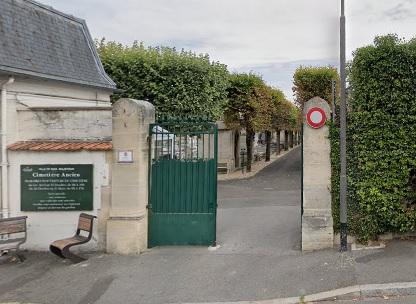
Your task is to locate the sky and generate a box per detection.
[41,0,416,100]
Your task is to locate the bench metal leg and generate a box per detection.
[15,252,25,263]
[62,247,86,264]
[50,244,87,264]
[49,245,65,259]
[14,245,26,263]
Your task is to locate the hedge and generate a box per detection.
[332,35,416,242]
[97,40,229,120]
[293,66,339,108]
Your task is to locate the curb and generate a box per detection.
[177,282,416,304]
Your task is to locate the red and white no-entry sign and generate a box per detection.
[306,107,327,129]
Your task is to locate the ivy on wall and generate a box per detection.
[329,123,340,232]
[332,35,416,242]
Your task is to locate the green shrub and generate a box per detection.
[339,35,416,242]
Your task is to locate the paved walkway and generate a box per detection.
[217,145,300,181]
[217,146,302,255]
[1,148,416,304]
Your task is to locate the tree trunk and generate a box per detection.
[265,130,271,162]
[284,130,289,151]
[234,131,240,169]
[289,131,294,148]
[276,129,281,155]
[246,129,254,172]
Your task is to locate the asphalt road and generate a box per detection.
[217,146,302,255]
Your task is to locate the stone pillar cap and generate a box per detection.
[303,97,331,116]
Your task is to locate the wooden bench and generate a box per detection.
[217,162,229,174]
[49,213,96,263]
[0,216,28,262]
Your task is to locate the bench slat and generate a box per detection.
[78,216,92,232]
[0,216,27,222]
[51,236,88,250]
[0,220,26,235]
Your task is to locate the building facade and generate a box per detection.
[0,0,116,250]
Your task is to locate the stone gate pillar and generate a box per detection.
[107,99,155,255]
[302,97,333,251]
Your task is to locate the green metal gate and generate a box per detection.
[148,118,218,247]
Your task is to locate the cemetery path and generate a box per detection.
[217,146,302,256]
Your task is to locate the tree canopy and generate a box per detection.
[271,89,300,131]
[293,66,339,108]
[97,40,229,120]
[225,74,299,133]
[224,72,299,170]
[223,73,273,132]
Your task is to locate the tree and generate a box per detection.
[270,89,301,154]
[293,66,339,109]
[254,85,276,163]
[224,73,273,172]
[97,40,229,120]
[265,88,285,159]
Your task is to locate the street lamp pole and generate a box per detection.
[339,0,348,251]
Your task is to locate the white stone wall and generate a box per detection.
[17,110,111,141]
[279,130,285,145]
[0,75,113,251]
[271,131,285,146]
[8,150,111,251]
[217,121,235,172]
[0,75,112,144]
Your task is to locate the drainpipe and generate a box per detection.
[0,76,15,218]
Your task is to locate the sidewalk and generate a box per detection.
[1,241,416,304]
[218,145,300,181]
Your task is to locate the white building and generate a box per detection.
[0,0,116,250]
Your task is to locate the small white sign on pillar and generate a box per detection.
[117,150,133,163]
[302,97,334,251]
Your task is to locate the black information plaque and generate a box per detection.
[21,164,93,211]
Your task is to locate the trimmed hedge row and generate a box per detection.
[97,40,229,120]
[332,35,416,242]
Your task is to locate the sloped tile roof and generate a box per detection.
[8,141,112,151]
[0,0,116,90]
